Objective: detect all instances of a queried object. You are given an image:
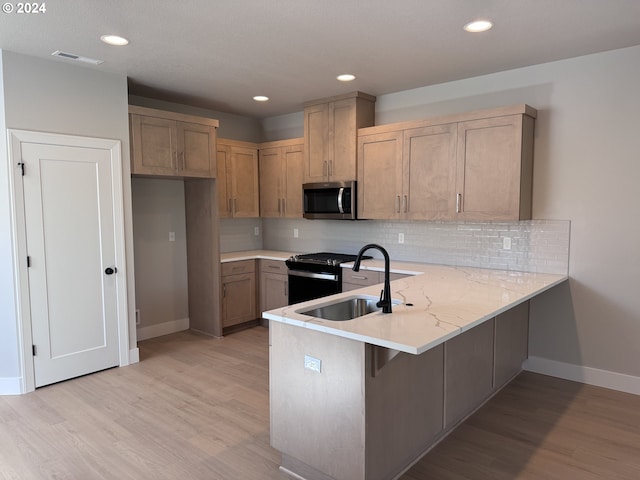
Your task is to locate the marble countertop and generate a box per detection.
[263,259,567,355]
[220,250,298,262]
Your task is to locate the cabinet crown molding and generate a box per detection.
[128,105,219,128]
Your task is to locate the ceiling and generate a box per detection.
[1,0,640,118]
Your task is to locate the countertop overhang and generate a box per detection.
[263,259,567,355]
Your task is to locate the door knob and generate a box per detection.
[105,267,117,275]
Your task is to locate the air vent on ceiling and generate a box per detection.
[51,50,104,65]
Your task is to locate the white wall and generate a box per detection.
[0,51,135,392]
[262,45,640,386]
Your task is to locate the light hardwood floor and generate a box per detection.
[1,326,639,479]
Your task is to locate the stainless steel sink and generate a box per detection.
[297,295,400,321]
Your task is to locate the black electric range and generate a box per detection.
[286,252,371,305]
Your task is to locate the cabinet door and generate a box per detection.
[130,114,177,176]
[216,144,231,218]
[404,123,457,220]
[177,122,216,178]
[357,131,403,219]
[282,143,304,218]
[259,147,282,217]
[261,272,288,312]
[221,273,256,327]
[456,115,527,220]
[330,98,357,181]
[229,146,260,218]
[304,103,330,182]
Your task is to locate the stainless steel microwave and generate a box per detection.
[303,181,357,220]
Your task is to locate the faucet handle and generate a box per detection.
[376,289,384,307]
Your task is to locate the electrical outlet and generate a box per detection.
[398,233,405,244]
[304,355,322,373]
[294,228,299,238]
[254,226,260,236]
[135,308,141,325]
[169,231,175,242]
[503,237,512,250]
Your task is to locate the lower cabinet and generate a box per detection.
[221,260,257,330]
[342,268,412,292]
[260,259,288,312]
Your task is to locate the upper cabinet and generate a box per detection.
[259,138,304,218]
[129,106,218,178]
[217,139,260,218]
[357,104,536,221]
[455,113,534,220]
[358,124,457,220]
[304,91,375,182]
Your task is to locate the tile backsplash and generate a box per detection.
[221,218,570,275]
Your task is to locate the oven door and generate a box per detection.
[288,270,340,305]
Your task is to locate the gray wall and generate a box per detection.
[262,45,640,379]
[128,95,263,142]
[0,51,134,388]
[131,178,189,328]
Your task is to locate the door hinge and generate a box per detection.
[27,256,31,268]
[32,345,36,356]
[18,162,25,176]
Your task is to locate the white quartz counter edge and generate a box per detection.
[263,262,568,355]
[220,250,298,262]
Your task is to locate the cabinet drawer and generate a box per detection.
[221,259,255,276]
[260,259,287,275]
[342,269,380,286]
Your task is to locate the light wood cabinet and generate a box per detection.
[259,139,304,218]
[129,106,218,178]
[455,114,534,220]
[259,260,288,312]
[358,124,457,220]
[304,92,375,182]
[358,104,536,221]
[221,260,257,329]
[342,268,412,292]
[217,139,260,218]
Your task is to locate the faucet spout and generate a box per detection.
[353,243,393,314]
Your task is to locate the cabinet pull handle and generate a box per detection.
[323,160,328,176]
[328,160,333,176]
[178,151,184,171]
[351,275,367,280]
[456,193,462,213]
[268,265,280,269]
[403,195,408,213]
[228,198,233,214]
[223,285,226,298]
[395,195,401,213]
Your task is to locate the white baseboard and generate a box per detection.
[0,377,23,395]
[524,356,640,396]
[128,348,140,364]
[136,317,189,341]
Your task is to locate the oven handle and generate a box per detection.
[288,270,339,282]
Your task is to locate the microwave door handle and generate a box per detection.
[337,187,345,214]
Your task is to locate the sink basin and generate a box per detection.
[297,295,400,321]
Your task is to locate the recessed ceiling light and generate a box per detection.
[337,74,356,82]
[100,35,129,46]
[253,95,269,102]
[463,20,493,33]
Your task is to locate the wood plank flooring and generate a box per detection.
[1,326,639,479]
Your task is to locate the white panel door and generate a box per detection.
[21,142,120,387]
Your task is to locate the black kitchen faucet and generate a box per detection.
[352,243,393,314]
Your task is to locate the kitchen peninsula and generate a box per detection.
[263,260,567,480]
